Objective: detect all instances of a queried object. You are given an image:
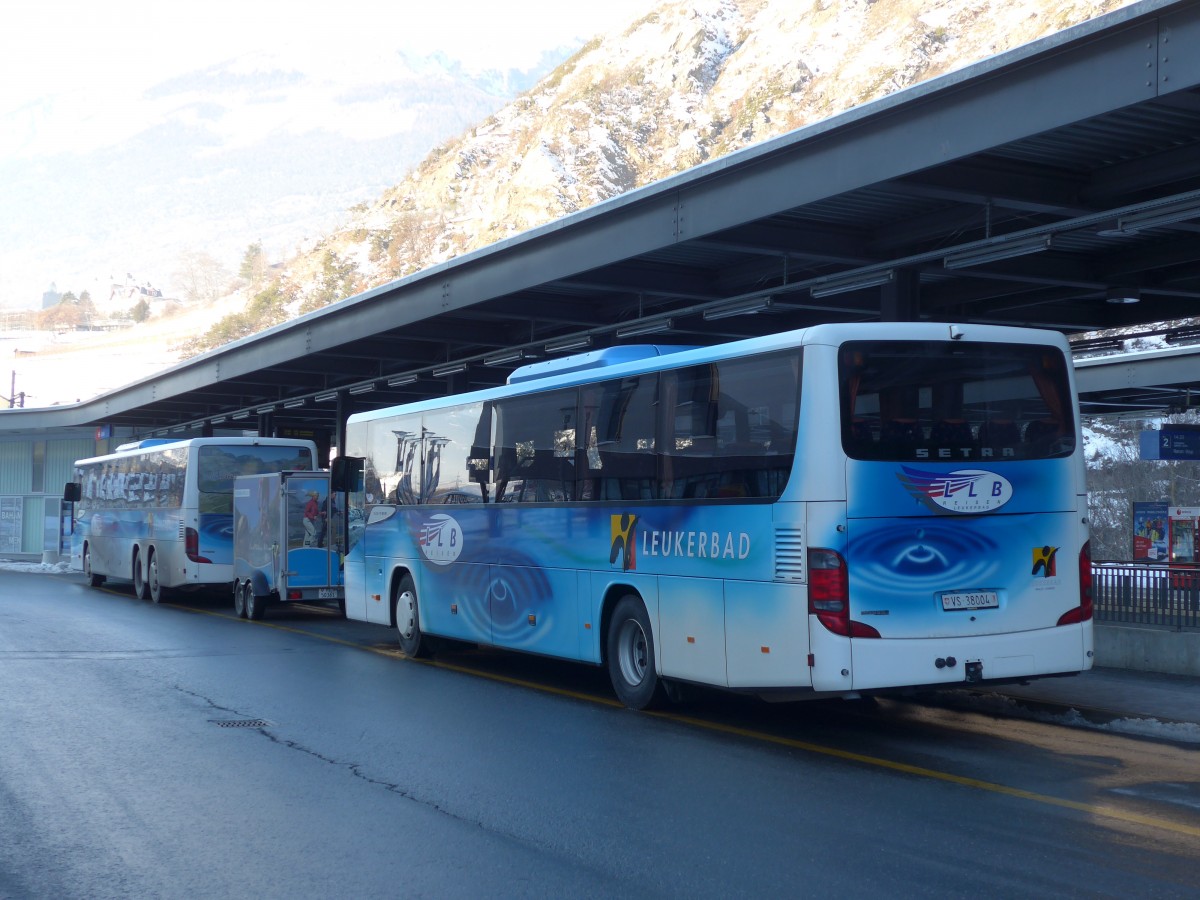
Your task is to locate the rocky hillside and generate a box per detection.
[175,0,1135,352]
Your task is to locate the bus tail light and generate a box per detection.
[185,527,211,564]
[808,548,880,638]
[1057,539,1093,626]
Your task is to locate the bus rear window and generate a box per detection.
[198,445,314,493]
[839,341,1075,462]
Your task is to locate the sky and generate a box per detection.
[0,0,650,307]
[0,1,649,127]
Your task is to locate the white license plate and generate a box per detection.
[317,588,338,600]
[941,590,999,611]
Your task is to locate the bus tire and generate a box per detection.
[394,574,428,658]
[234,581,248,618]
[83,545,104,587]
[148,552,168,604]
[132,549,148,600]
[247,588,268,621]
[606,594,666,710]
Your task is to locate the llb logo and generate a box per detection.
[897,467,1013,514]
[418,513,463,566]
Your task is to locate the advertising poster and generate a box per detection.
[1132,501,1168,560]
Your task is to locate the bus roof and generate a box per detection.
[73,436,318,468]
[347,322,1069,426]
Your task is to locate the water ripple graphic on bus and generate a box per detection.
[488,561,554,648]
[850,523,1000,595]
[200,514,234,557]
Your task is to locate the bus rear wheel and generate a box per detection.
[148,552,168,604]
[83,545,104,587]
[394,575,428,658]
[606,595,666,710]
[132,549,148,600]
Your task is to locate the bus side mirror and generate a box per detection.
[63,482,82,503]
[330,456,364,493]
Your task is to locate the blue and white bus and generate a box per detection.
[341,322,1092,708]
[67,437,317,603]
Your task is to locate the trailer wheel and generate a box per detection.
[606,594,666,710]
[247,587,268,621]
[394,574,428,658]
[132,549,148,600]
[83,545,104,587]
[234,581,248,618]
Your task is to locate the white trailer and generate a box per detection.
[232,470,345,620]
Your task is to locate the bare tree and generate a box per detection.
[173,251,229,303]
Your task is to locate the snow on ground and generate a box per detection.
[0,559,73,574]
[930,687,1200,745]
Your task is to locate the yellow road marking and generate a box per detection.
[106,585,1200,839]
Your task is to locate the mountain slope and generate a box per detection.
[247,0,1132,313]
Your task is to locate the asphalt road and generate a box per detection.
[1,570,1198,899]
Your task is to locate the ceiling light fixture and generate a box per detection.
[810,270,895,299]
[314,392,339,403]
[432,362,468,378]
[703,297,773,321]
[1116,198,1200,234]
[348,383,376,395]
[545,335,593,353]
[483,350,530,366]
[1105,288,1141,305]
[283,398,307,409]
[943,235,1052,269]
[615,318,674,339]
[386,374,419,387]
[255,405,277,415]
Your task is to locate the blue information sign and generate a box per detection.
[1141,428,1200,460]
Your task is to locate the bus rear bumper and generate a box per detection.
[818,622,1093,692]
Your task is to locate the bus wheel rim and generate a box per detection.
[617,619,647,686]
[398,590,417,639]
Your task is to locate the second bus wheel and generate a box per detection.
[233,581,247,618]
[132,549,148,600]
[606,594,667,710]
[394,574,429,658]
[83,544,104,588]
[147,552,168,604]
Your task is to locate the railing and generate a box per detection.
[1092,562,1200,630]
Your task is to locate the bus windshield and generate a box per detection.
[839,340,1075,462]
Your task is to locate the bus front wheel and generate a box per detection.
[606,595,666,710]
[83,545,104,587]
[394,575,428,658]
[132,549,148,600]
